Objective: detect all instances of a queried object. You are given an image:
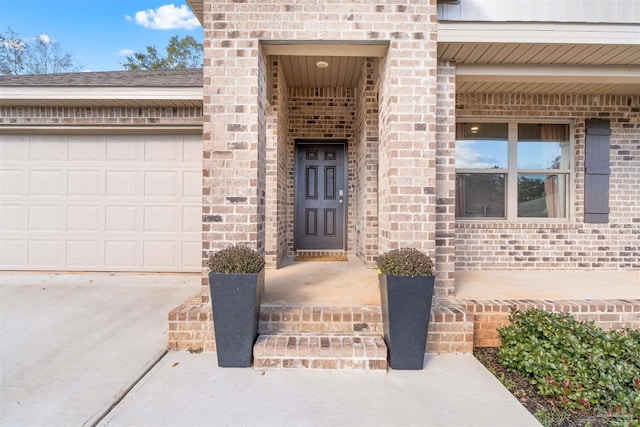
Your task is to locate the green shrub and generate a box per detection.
[207,245,265,274]
[376,248,434,277]
[498,308,640,423]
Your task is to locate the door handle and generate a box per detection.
[339,198,343,204]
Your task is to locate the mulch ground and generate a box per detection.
[474,348,614,427]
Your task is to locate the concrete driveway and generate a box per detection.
[1,271,541,427]
[0,272,200,427]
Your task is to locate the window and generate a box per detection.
[455,121,571,220]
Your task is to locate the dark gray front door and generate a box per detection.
[295,141,346,250]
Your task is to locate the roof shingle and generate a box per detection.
[0,68,202,87]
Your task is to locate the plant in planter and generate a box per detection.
[208,245,265,368]
[376,247,435,370]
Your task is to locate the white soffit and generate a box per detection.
[456,64,640,95]
[457,64,640,84]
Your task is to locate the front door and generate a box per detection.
[294,141,347,250]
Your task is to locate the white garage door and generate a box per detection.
[0,134,202,272]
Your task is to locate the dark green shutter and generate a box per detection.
[584,119,611,223]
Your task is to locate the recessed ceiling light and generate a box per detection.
[316,60,329,69]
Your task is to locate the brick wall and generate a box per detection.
[0,106,202,126]
[454,93,640,270]
[464,299,640,347]
[202,4,265,279]
[376,3,438,253]
[202,0,439,270]
[354,58,380,263]
[435,62,456,296]
[265,58,290,267]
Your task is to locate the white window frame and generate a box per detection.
[455,118,575,223]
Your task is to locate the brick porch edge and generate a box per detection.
[169,297,640,356]
[168,299,473,354]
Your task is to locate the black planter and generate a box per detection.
[209,270,265,367]
[379,274,435,370]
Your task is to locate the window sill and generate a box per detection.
[455,221,580,229]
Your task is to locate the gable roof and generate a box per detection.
[0,69,203,107]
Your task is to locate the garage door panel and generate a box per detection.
[0,139,27,161]
[106,138,141,161]
[144,206,177,232]
[183,171,201,198]
[145,137,179,162]
[105,241,138,268]
[68,171,102,197]
[1,170,24,196]
[0,240,22,266]
[67,206,101,232]
[29,138,64,161]
[105,206,139,232]
[106,171,140,197]
[29,170,63,196]
[67,240,101,267]
[0,205,23,232]
[1,134,202,272]
[29,205,62,232]
[182,241,202,269]
[143,241,178,268]
[144,171,177,197]
[68,137,104,161]
[183,139,202,163]
[28,240,61,266]
[182,206,201,233]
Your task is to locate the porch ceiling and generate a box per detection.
[439,21,640,94]
[278,56,365,88]
[438,42,640,66]
[454,64,640,95]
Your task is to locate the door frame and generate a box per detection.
[293,139,348,251]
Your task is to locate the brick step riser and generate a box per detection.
[259,304,382,334]
[253,334,388,370]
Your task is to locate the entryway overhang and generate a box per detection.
[261,41,388,89]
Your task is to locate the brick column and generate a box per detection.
[435,61,456,297]
[377,16,438,255]
[202,12,267,291]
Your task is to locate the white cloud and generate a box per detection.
[37,34,51,44]
[133,4,200,30]
[125,15,132,22]
[455,141,505,169]
[118,48,135,56]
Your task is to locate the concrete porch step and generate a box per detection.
[253,333,388,370]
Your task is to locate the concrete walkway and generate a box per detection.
[99,351,540,427]
[1,272,540,427]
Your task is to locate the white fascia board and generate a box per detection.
[261,42,389,57]
[0,87,203,101]
[438,22,640,45]
[456,64,640,84]
[0,125,202,135]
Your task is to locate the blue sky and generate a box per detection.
[0,1,203,72]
